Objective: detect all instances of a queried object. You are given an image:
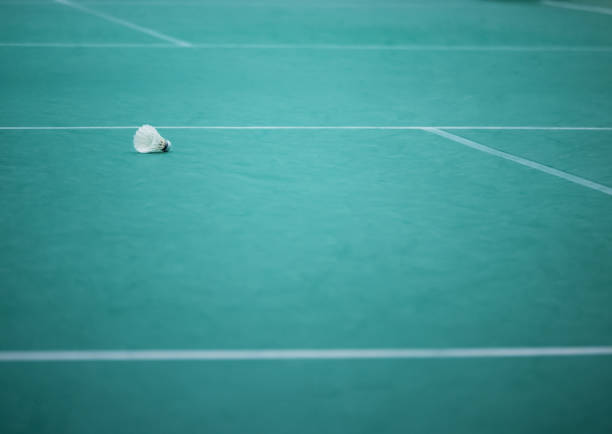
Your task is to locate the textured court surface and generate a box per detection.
[1,1,612,433]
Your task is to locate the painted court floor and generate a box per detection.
[1,1,612,433]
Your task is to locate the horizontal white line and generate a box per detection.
[543,0,612,16]
[1,347,612,361]
[184,44,612,52]
[426,128,612,196]
[432,126,612,131]
[77,1,470,5]
[0,43,176,48]
[1,42,612,52]
[0,1,518,7]
[1,126,612,131]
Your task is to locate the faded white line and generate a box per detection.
[0,43,176,48]
[3,1,499,7]
[54,0,192,47]
[0,126,141,130]
[426,128,612,196]
[543,0,612,16]
[187,43,612,52]
[2,347,612,361]
[2,126,612,131]
[433,126,612,131]
[2,42,612,51]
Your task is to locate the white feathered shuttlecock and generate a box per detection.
[133,125,172,153]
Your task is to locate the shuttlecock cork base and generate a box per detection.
[133,125,172,153]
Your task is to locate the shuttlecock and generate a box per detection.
[133,125,172,153]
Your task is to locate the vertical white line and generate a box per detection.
[542,0,612,16]
[54,0,192,47]
[424,128,612,196]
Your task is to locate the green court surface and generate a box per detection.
[1,1,612,433]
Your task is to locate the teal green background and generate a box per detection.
[1,1,612,433]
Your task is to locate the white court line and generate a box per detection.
[53,0,192,47]
[1,347,612,361]
[1,126,612,131]
[0,1,488,6]
[426,128,612,196]
[164,43,612,52]
[432,126,612,131]
[4,125,612,196]
[543,0,612,16]
[2,42,612,52]
[76,1,469,5]
[0,43,176,48]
